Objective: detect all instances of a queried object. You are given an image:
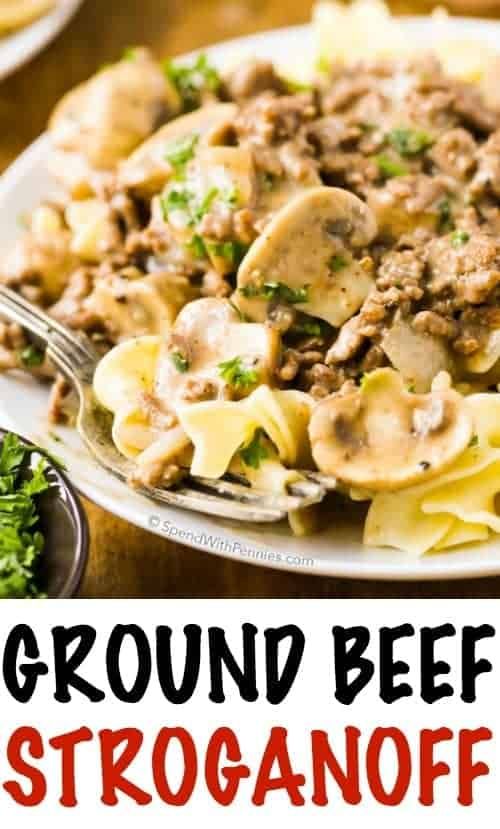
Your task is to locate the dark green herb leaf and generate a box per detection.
[160,187,194,222]
[185,234,208,259]
[329,254,348,272]
[291,316,329,338]
[374,153,409,179]
[0,433,27,476]
[0,434,50,598]
[240,429,269,469]
[171,351,190,373]
[207,240,249,267]
[164,54,221,112]
[164,133,199,178]
[387,127,433,157]
[240,281,310,305]
[451,229,470,248]
[192,187,219,222]
[437,198,454,233]
[218,356,259,390]
[19,345,45,368]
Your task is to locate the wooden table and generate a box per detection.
[2,0,500,597]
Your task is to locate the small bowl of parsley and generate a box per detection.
[0,430,89,598]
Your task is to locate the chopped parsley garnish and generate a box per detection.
[437,198,454,233]
[329,254,348,272]
[192,187,219,222]
[161,184,223,227]
[291,316,329,338]
[207,240,249,267]
[240,429,269,469]
[122,46,139,61]
[19,345,44,368]
[240,281,310,305]
[170,351,190,373]
[222,187,240,209]
[164,54,221,112]
[218,356,259,390]
[451,229,470,248]
[160,187,193,222]
[229,301,249,322]
[374,154,409,179]
[185,234,208,259]
[469,434,479,448]
[0,433,51,598]
[164,134,199,178]
[386,127,433,157]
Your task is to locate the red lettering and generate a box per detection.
[99,728,151,806]
[252,727,305,806]
[458,728,492,806]
[419,727,452,806]
[152,727,197,805]
[205,727,250,805]
[49,727,93,807]
[311,727,361,806]
[3,727,46,806]
[366,727,411,805]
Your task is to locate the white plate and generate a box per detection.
[1,16,500,582]
[0,0,83,81]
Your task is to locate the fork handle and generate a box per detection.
[0,285,97,384]
[0,285,52,342]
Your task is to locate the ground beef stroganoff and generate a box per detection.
[3,2,500,553]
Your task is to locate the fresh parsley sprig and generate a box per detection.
[0,434,52,599]
[240,429,269,469]
[164,54,221,112]
[240,281,310,305]
[386,127,433,158]
[218,356,260,390]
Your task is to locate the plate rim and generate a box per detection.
[2,15,500,582]
[0,0,84,81]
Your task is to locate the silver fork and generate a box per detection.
[0,286,335,523]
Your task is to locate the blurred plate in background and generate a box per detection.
[0,0,84,81]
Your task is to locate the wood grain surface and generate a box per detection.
[2,0,500,598]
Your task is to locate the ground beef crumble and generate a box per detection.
[2,54,500,413]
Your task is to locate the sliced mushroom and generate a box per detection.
[119,103,238,196]
[49,49,180,193]
[309,368,473,491]
[86,271,198,341]
[234,186,377,327]
[382,316,454,393]
[154,297,281,407]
